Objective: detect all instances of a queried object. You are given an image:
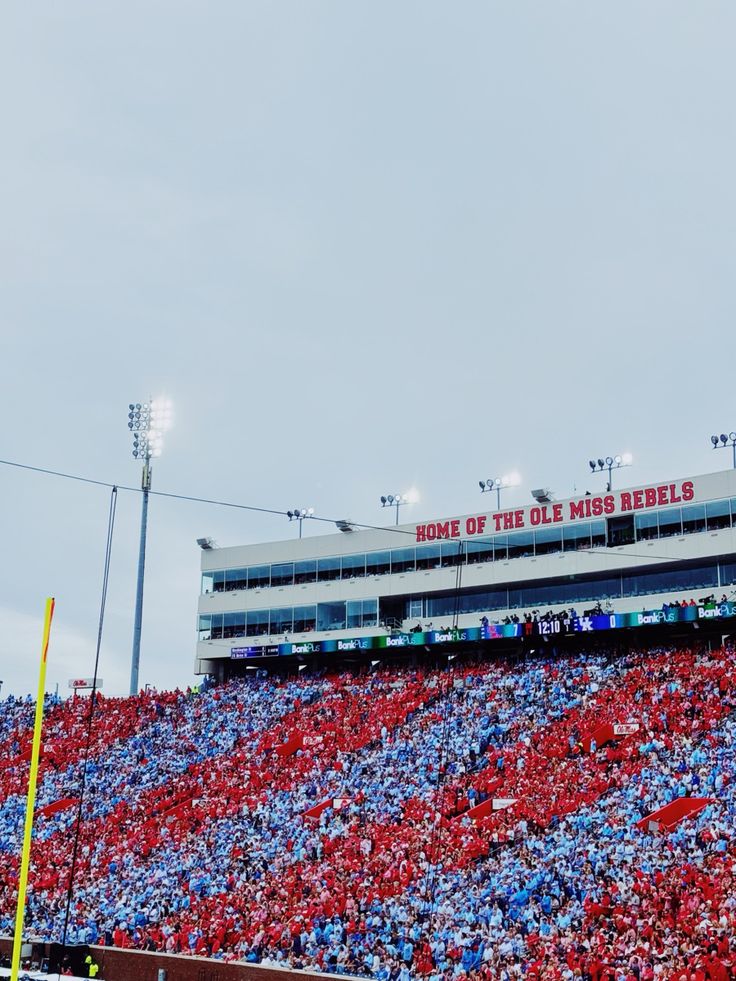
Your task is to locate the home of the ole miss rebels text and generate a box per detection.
[414,480,695,542]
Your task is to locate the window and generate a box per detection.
[681,504,705,535]
[246,610,269,637]
[225,568,248,591]
[317,557,341,582]
[248,566,270,589]
[366,550,391,576]
[635,512,658,542]
[416,544,442,571]
[408,597,423,618]
[607,515,634,547]
[341,554,366,579]
[197,615,211,641]
[507,531,533,560]
[533,527,563,556]
[317,601,346,631]
[361,598,378,627]
[269,607,293,634]
[622,563,718,597]
[213,571,226,593]
[590,521,606,548]
[294,560,317,584]
[441,541,464,567]
[201,572,215,594]
[706,500,731,531]
[493,536,508,561]
[657,508,682,538]
[347,600,363,629]
[720,561,736,586]
[563,523,592,552]
[271,563,294,588]
[465,539,493,565]
[223,612,246,639]
[293,605,317,632]
[391,547,416,574]
[210,613,224,639]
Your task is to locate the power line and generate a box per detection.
[0,455,703,562]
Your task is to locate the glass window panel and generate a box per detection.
[635,512,659,542]
[391,547,416,574]
[533,527,563,556]
[293,605,317,632]
[408,598,423,619]
[197,615,211,641]
[341,554,366,579]
[317,557,341,582]
[210,613,224,639]
[246,610,269,637]
[590,521,606,548]
[622,563,718,597]
[366,550,391,576]
[563,523,592,552]
[317,601,346,631]
[225,568,248,591]
[347,600,363,629]
[294,560,317,584]
[441,541,464,567]
[657,508,682,538]
[706,500,731,531]
[201,572,215,594]
[507,531,534,560]
[607,516,635,547]
[213,571,226,593]
[269,607,293,634]
[361,598,378,627]
[271,563,294,587]
[247,566,270,589]
[493,536,508,561]
[465,539,493,565]
[223,612,246,638]
[720,561,736,587]
[416,545,442,570]
[681,504,706,535]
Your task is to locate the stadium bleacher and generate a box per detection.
[0,645,734,979]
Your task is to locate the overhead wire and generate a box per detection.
[0,455,701,563]
[59,486,118,959]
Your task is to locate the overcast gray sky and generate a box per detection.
[1,2,734,697]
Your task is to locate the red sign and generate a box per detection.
[415,480,695,542]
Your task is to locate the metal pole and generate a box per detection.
[733,442,735,470]
[130,460,151,696]
[395,502,400,525]
[496,487,501,510]
[299,517,303,538]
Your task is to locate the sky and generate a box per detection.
[1,2,734,697]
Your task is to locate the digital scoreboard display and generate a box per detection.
[230,601,736,658]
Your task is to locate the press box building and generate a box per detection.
[195,469,736,679]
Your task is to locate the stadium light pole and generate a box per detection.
[127,398,172,696]
[588,453,632,492]
[478,472,521,509]
[710,432,736,469]
[380,489,418,525]
[287,507,314,538]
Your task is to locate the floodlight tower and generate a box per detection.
[127,398,172,695]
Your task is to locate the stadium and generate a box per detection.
[1,465,735,981]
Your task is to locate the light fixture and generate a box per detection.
[287,507,314,538]
[588,453,632,490]
[380,491,417,525]
[478,472,521,508]
[127,396,173,696]
[709,431,736,469]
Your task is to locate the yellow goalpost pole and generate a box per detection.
[10,597,55,981]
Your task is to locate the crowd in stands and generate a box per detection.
[0,642,733,980]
